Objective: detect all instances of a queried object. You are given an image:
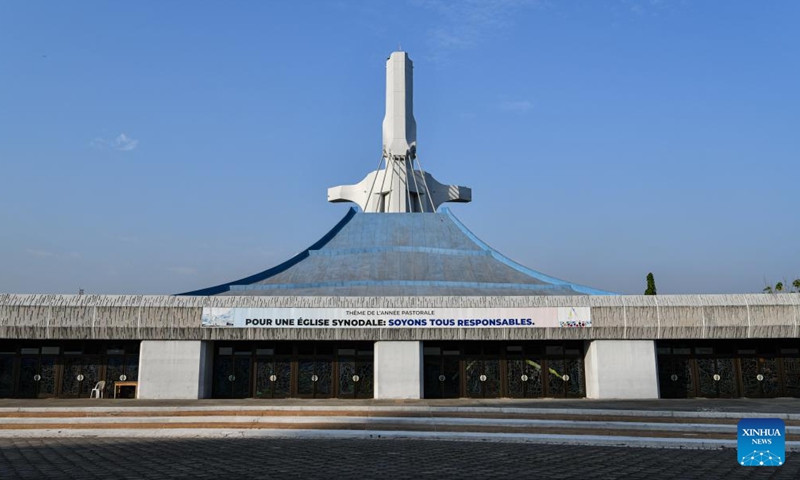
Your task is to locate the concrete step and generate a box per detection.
[1,405,797,450]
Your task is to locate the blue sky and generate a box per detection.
[0,1,797,295]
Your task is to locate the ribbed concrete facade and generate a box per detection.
[2,293,798,341]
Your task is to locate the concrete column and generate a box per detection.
[138,340,214,399]
[374,341,423,399]
[584,340,660,399]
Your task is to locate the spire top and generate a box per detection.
[328,51,471,213]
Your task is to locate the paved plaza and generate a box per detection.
[0,437,796,480]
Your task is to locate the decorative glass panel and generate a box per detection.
[524,358,543,398]
[483,360,501,397]
[566,357,585,397]
[314,359,332,397]
[760,357,780,397]
[716,357,737,397]
[36,357,56,397]
[507,360,525,398]
[696,359,716,398]
[338,358,356,397]
[740,358,760,397]
[81,358,102,396]
[356,361,373,398]
[297,360,314,395]
[61,358,82,397]
[547,359,565,397]
[274,360,291,397]
[464,359,482,397]
[105,357,125,397]
[254,359,273,398]
[783,357,800,397]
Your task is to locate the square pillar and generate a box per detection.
[374,341,423,399]
[138,340,214,399]
[584,340,660,399]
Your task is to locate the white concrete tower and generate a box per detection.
[383,51,416,162]
[328,51,471,213]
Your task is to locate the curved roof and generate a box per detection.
[180,208,615,296]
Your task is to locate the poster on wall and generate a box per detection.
[200,307,591,329]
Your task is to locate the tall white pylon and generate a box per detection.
[328,51,471,213]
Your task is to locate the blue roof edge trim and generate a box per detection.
[177,208,359,296]
[440,207,618,296]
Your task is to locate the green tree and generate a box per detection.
[763,278,800,294]
[644,272,657,295]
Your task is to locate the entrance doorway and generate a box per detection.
[657,340,800,398]
[211,342,374,399]
[423,341,586,399]
[0,341,140,399]
[17,354,58,398]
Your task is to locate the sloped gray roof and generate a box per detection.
[180,208,614,296]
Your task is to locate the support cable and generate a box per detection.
[403,156,412,212]
[376,156,391,212]
[414,156,437,212]
[365,156,386,212]
[384,160,395,212]
[408,156,425,213]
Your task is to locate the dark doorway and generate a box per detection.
[657,340,800,398]
[423,341,586,399]
[211,342,374,399]
[0,341,140,399]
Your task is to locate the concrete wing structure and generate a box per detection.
[180,208,613,296]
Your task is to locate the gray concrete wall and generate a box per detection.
[584,340,660,399]
[1,293,798,341]
[374,341,423,399]
[138,341,210,399]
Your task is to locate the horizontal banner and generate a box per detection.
[201,307,591,328]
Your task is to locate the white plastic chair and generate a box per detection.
[90,380,106,398]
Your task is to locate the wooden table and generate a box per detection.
[113,381,138,399]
